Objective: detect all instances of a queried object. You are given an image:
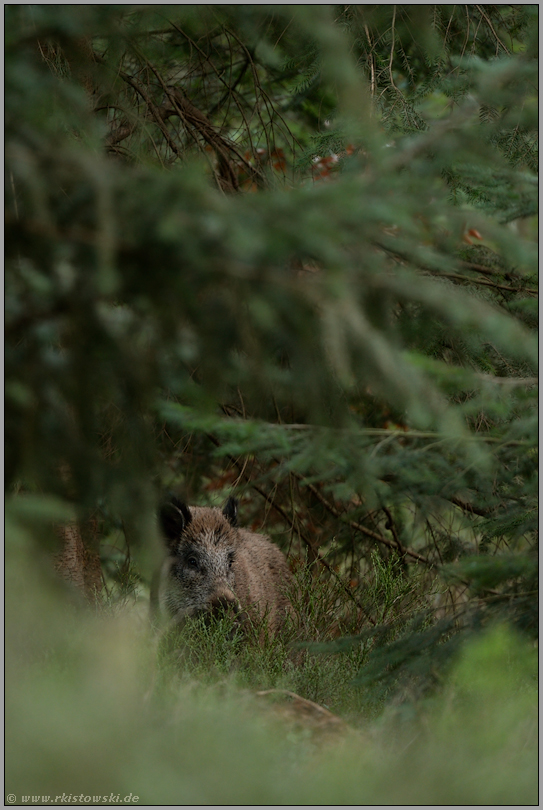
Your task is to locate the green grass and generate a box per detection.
[5,546,538,806]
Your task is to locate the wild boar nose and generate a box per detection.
[211,594,240,616]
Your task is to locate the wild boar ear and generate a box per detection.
[160,496,192,551]
[223,497,238,527]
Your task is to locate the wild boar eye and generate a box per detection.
[187,556,199,569]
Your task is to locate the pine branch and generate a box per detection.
[299,478,436,569]
[427,271,538,296]
[375,241,538,296]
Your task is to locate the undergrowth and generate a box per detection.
[150,552,443,724]
[5,534,538,806]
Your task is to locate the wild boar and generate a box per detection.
[156,495,293,636]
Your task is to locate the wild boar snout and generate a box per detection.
[210,590,240,617]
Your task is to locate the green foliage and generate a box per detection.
[5,553,538,804]
[5,4,538,802]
